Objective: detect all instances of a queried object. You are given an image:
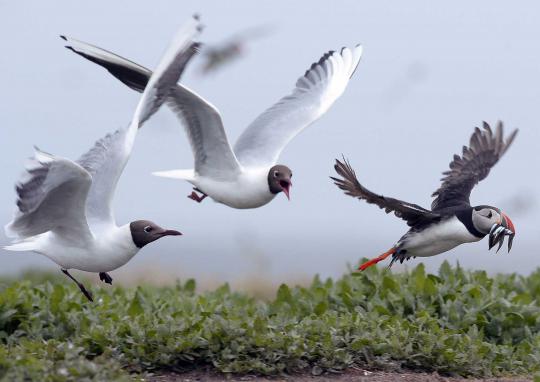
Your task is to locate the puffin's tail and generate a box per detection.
[357,247,397,271]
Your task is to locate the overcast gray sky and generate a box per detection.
[1,1,538,285]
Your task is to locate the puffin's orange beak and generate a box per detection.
[488,212,515,252]
[501,213,515,235]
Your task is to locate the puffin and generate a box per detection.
[331,121,517,270]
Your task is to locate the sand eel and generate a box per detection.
[4,17,203,301]
[332,122,517,270]
[61,37,363,209]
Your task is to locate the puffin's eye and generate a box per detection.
[274,171,280,177]
[144,225,152,233]
[487,211,493,219]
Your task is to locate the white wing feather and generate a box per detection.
[234,45,363,168]
[164,86,241,178]
[5,148,93,241]
[76,17,202,231]
[5,18,203,241]
[63,35,240,180]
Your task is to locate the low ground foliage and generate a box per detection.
[0,262,539,381]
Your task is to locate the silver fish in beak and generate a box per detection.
[488,213,515,253]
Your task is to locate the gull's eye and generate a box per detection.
[274,171,280,178]
[144,225,152,233]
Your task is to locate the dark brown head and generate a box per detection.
[267,165,292,200]
[130,220,182,248]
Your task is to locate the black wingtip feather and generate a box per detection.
[431,121,518,210]
[303,50,335,78]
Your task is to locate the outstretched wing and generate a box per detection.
[431,121,518,211]
[332,158,440,227]
[75,128,134,230]
[73,17,202,230]
[5,148,93,240]
[233,45,363,168]
[164,86,241,178]
[63,35,241,179]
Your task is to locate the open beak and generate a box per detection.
[488,213,515,253]
[159,229,183,237]
[280,180,292,200]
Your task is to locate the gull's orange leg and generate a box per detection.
[357,247,397,271]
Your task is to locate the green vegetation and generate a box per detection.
[1,262,539,381]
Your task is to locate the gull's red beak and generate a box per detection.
[279,180,291,200]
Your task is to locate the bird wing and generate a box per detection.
[5,148,93,240]
[62,34,241,180]
[431,121,518,211]
[73,17,202,230]
[233,45,363,168]
[331,158,440,227]
[164,85,241,178]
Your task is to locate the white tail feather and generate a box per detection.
[4,238,37,252]
[152,169,195,180]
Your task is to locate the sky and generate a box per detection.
[0,1,539,286]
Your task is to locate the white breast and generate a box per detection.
[399,216,482,258]
[193,167,276,209]
[35,225,139,272]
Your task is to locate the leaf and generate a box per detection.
[184,279,196,294]
[127,290,144,317]
[276,284,292,304]
[382,276,399,292]
[314,301,328,316]
[50,284,65,307]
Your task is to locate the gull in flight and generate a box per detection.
[62,36,363,209]
[4,17,203,301]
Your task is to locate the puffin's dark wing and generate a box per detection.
[431,121,518,211]
[331,158,440,227]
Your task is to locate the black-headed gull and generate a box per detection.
[4,17,202,301]
[62,37,363,209]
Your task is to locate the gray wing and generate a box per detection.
[68,17,203,229]
[332,158,440,227]
[233,45,363,168]
[165,86,241,178]
[75,128,132,229]
[62,35,241,179]
[431,121,518,211]
[5,148,93,240]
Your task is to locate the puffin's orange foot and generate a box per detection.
[357,247,397,271]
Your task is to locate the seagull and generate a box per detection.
[4,17,203,301]
[61,37,363,209]
[331,122,517,271]
[198,25,272,75]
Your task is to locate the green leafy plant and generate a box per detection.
[0,262,539,380]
